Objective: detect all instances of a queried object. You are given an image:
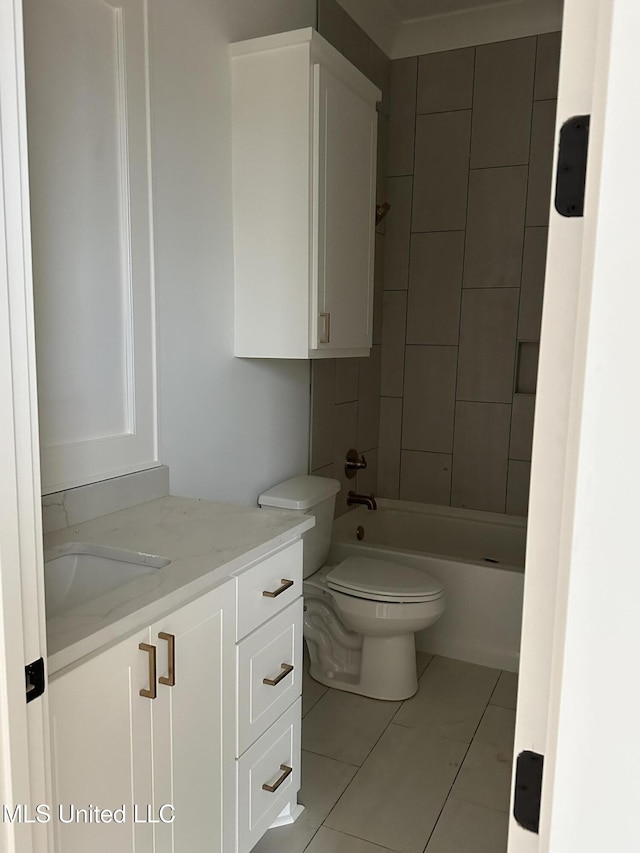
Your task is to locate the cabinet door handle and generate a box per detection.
[262,578,294,598]
[263,663,294,687]
[262,764,292,793]
[319,312,331,344]
[139,643,157,700]
[158,632,175,687]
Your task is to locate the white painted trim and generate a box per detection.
[0,1,51,850]
[540,0,640,848]
[508,1,600,850]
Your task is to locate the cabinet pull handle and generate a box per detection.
[139,643,157,700]
[262,578,294,598]
[262,764,293,793]
[158,632,175,687]
[263,663,294,687]
[319,312,331,344]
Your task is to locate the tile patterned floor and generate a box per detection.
[253,652,518,853]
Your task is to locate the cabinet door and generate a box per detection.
[150,580,236,853]
[49,629,154,853]
[312,64,377,352]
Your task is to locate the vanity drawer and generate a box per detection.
[236,540,303,640]
[236,598,303,756]
[237,698,301,853]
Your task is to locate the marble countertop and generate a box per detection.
[45,496,314,675]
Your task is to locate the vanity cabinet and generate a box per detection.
[48,580,236,853]
[48,538,305,853]
[231,28,380,359]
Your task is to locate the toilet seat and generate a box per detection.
[326,557,443,604]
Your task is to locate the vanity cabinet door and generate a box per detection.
[150,579,236,853]
[49,629,154,853]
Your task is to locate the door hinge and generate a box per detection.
[25,657,45,703]
[513,750,544,833]
[554,115,590,217]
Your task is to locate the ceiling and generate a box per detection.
[389,0,518,23]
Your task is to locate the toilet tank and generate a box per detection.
[258,475,340,578]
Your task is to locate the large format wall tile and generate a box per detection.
[357,345,381,452]
[332,401,358,516]
[407,231,464,346]
[506,459,531,516]
[384,176,413,290]
[400,450,452,505]
[402,346,458,453]
[378,397,403,497]
[311,359,336,470]
[534,32,562,101]
[373,234,385,345]
[509,394,536,461]
[417,47,474,114]
[518,227,548,340]
[457,289,519,403]
[470,37,536,168]
[451,401,511,512]
[388,58,418,176]
[526,99,557,225]
[380,291,407,397]
[369,40,391,116]
[412,110,472,232]
[464,166,528,288]
[376,115,389,225]
[335,358,358,404]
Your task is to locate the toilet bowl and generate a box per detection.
[259,476,445,701]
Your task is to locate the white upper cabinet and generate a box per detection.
[231,29,380,359]
[24,0,158,493]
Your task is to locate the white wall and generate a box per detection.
[148,0,316,506]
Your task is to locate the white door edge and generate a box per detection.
[0,1,52,850]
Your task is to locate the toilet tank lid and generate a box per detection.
[258,475,340,510]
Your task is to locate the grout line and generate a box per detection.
[448,45,476,510]
[468,162,529,171]
[419,670,503,853]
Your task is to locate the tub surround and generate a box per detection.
[45,496,314,674]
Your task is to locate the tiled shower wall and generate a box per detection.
[377,34,561,516]
[309,0,390,516]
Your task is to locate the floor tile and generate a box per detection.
[394,656,500,743]
[490,671,519,711]
[416,650,433,677]
[325,723,467,853]
[425,798,509,853]
[302,689,401,766]
[252,750,357,853]
[306,826,397,853]
[303,662,328,718]
[450,705,516,813]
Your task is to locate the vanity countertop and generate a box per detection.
[44,495,314,676]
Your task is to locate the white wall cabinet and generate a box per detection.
[231,28,380,359]
[49,580,236,853]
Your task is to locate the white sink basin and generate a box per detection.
[44,543,171,619]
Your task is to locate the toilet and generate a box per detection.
[258,475,445,701]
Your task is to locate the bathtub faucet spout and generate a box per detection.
[347,491,377,511]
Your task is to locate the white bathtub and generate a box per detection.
[329,499,525,672]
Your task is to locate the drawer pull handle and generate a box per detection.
[158,632,175,687]
[262,578,294,598]
[139,643,157,700]
[262,764,293,793]
[263,663,294,687]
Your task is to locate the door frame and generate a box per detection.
[0,1,51,851]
